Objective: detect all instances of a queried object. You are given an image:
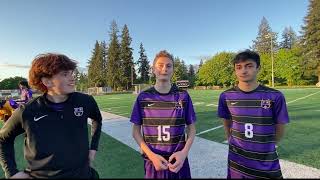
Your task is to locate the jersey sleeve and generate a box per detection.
[185,92,196,125]
[217,92,231,120]
[130,95,143,125]
[88,95,102,151]
[0,106,25,178]
[273,93,289,124]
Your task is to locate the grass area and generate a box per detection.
[94,88,320,169]
[0,122,144,178]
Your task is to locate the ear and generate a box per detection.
[41,77,52,88]
[257,65,261,71]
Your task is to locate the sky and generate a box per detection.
[0,0,309,80]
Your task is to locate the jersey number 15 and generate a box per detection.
[157,125,171,141]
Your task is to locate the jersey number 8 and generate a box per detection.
[244,123,253,138]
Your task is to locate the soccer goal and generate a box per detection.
[133,84,152,94]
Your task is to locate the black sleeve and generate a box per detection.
[0,107,25,178]
[88,95,102,151]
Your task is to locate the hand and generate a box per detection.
[168,151,187,173]
[10,171,32,179]
[88,150,97,167]
[149,153,169,171]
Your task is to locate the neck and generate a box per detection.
[46,92,69,103]
[238,80,259,92]
[154,80,171,94]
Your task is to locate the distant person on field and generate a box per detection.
[15,80,33,105]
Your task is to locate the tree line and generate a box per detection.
[1,0,319,90]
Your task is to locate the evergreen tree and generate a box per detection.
[188,64,196,87]
[252,17,278,54]
[172,57,188,82]
[137,43,150,83]
[100,41,108,86]
[198,59,204,73]
[120,24,135,90]
[87,41,104,87]
[280,26,297,49]
[106,20,121,90]
[301,0,320,82]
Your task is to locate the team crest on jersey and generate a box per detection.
[74,107,84,116]
[175,100,183,109]
[261,99,272,109]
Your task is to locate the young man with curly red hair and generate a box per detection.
[0,53,102,178]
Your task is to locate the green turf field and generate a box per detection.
[94,88,320,169]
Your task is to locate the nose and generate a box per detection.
[162,66,168,72]
[240,67,248,74]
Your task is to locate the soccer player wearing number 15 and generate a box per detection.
[130,50,196,179]
[217,50,289,179]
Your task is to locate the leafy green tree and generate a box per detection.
[197,52,235,87]
[275,48,302,86]
[0,76,27,90]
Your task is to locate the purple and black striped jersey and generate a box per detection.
[218,85,289,179]
[130,84,196,156]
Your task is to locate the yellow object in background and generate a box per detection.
[0,100,15,122]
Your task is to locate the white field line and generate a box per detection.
[105,105,131,110]
[206,103,218,107]
[196,125,223,135]
[196,90,320,136]
[193,102,205,106]
[108,97,121,100]
[286,91,320,104]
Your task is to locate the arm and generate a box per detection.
[273,93,289,145]
[168,123,196,173]
[222,119,232,141]
[0,107,25,178]
[88,96,102,165]
[132,124,168,171]
[275,124,286,144]
[181,123,196,155]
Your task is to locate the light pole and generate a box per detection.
[265,33,274,87]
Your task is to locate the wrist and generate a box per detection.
[181,149,189,156]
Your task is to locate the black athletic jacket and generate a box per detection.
[0,92,102,178]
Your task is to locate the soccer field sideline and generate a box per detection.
[94,111,320,178]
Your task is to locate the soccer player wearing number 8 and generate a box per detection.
[130,50,196,179]
[217,50,289,179]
